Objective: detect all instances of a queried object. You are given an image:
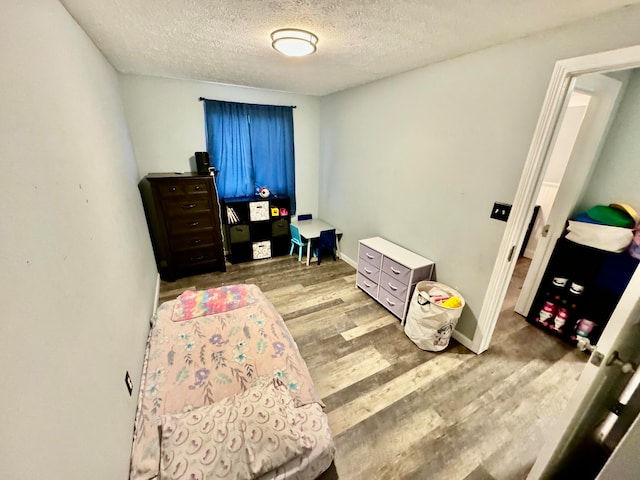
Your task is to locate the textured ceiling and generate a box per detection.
[60,0,639,96]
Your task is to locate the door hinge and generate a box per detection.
[542,224,551,237]
[507,245,516,262]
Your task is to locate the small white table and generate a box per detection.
[291,219,342,266]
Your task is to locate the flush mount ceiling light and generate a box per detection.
[271,28,318,57]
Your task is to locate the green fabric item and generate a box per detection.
[587,205,635,228]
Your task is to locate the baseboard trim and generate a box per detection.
[452,329,477,353]
[340,252,357,269]
[152,273,160,317]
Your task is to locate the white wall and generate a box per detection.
[318,6,640,342]
[119,75,321,216]
[0,1,157,478]
[578,69,640,212]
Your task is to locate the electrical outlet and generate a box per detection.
[490,202,512,222]
[125,371,133,396]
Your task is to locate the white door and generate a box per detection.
[520,92,590,260]
[528,267,640,478]
[515,73,624,317]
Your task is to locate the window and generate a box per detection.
[203,100,296,212]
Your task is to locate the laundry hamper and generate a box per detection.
[404,281,465,351]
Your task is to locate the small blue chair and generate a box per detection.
[316,229,337,265]
[289,224,309,262]
[297,213,313,221]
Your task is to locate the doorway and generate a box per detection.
[471,45,640,480]
[476,69,630,354]
[502,90,591,326]
[514,72,625,320]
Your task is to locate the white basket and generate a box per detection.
[249,201,270,221]
[252,240,271,260]
[404,281,465,351]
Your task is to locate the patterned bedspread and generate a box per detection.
[129,284,334,480]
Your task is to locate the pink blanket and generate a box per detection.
[129,284,330,480]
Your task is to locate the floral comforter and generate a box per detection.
[129,284,333,480]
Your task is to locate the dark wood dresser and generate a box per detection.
[139,172,226,281]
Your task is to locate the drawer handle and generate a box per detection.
[171,186,177,192]
[390,267,401,275]
[183,203,196,209]
[387,282,398,291]
[191,239,202,245]
[187,221,200,227]
[191,255,205,261]
[195,185,201,190]
[366,253,374,259]
[385,298,396,307]
[364,268,372,274]
[364,281,372,288]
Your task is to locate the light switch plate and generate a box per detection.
[125,371,133,396]
[490,202,512,222]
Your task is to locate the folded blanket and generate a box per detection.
[172,285,259,321]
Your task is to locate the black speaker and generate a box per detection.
[195,152,210,175]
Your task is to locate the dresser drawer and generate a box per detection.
[169,231,216,251]
[380,271,409,301]
[172,246,220,268]
[163,196,212,217]
[167,214,214,235]
[381,257,411,286]
[359,244,382,268]
[157,180,210,197]
[356,272,379,297]
[377,288,406,319]
[358,261,380,283]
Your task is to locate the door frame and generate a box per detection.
[515,73,623,318]
[472,44,640,354]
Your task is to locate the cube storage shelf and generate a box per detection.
[222,195,291,263]
[526,236,639,346]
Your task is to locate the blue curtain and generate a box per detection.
[204,100,296,212]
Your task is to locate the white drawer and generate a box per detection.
[380,271,408,301]
[377,288,406,319]
[358,261,380,283]
[381,257,411,286]
[356,272,379,297]
[359,243,382,268]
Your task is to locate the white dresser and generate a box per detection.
[356,237,435,322]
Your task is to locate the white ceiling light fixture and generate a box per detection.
[271,28,318,57]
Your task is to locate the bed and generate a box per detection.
[129,284,335,480]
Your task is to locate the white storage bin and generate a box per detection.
[252,240,271,259]
[249,201,270,221]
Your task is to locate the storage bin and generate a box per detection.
[404,281,465,351]
[252,240,271,259]
[229,224,250,244]
[271,218,290,237]
[249,201,270,221]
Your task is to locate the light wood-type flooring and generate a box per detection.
[159,255,587,480]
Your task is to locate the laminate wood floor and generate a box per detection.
[159,255,587,480]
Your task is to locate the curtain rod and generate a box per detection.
[198,97,296,108]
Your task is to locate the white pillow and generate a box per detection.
[566,220,633,252]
